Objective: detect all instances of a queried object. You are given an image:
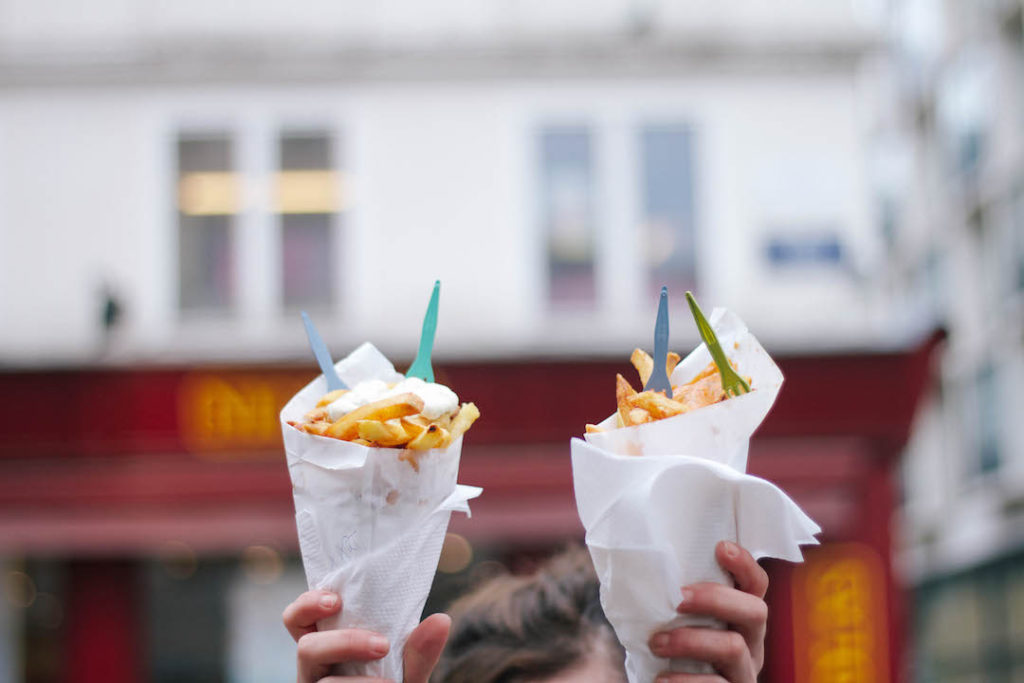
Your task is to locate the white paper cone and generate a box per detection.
[281,342,481,681]
[571,310,820,682]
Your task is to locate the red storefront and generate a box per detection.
[0,331,942,683]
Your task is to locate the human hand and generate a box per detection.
[283,590,451,683]
[647,541,769,683]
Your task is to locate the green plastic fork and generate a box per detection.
[685,291,751,397]
[406,280,440,383]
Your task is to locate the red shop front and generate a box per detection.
[0,332,941,683]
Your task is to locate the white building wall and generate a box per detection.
[0,71,880,364]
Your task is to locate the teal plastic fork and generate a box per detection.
[406,280,440,383]
[685,291,751,397]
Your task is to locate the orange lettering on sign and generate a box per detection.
[178,373,303,457]
[792,544,890,683]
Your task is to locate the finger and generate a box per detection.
[403,613,451,683]
[654,674,727,683]
[648,628,756,683]
[676,583,767,662]
[282,591,341,642]
[315,678,392,683]
[296,629,389,683]
[715,542,768,599]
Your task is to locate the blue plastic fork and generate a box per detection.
[644,286,673,397]
[301,311,346,391]
[406,280,440,383]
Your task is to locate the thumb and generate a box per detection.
[403,613,451,683]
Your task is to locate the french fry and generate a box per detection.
[302,406,329,423]
[448,403,480,442]
[585,424,604,433]
[627,408,652,425]
[400,417,427,439]
[357,419,410,447]
[302,421,330,436]
[616,374,637,428]
[326,393,424,440]
[315,389,348,408]
[665,352,681,379]
[632,348,682,386]
[631,349,654,386]
[403,414,430,428]
[628,390,687,419]
[353,438,373,447]
[407,423,447,450]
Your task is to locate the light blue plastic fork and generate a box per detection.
[406,280,440,383]
[301,311,346,391]
[644,286,673,397]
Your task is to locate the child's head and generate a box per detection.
[433,546,626,683]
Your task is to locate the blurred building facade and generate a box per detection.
[0,1,965,682]
[884,0,1024,680]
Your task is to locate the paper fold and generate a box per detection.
[281,342,481,680]
[572,309,820,681]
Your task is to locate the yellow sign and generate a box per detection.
[178,373,303,457]
[792,543,890,683]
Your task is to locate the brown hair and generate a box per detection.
[432,546,625,683]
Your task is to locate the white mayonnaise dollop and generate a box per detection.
[326,377,459,422]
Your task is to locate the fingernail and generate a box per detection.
[369,635,389,656]
[319,593,337,609]
[678,587,693,607]
[723,541,739,558]
[651,633,670,653]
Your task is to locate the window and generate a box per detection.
[639,125,696,296]
[975,362,1001,474]
[177,134,237,313]
[277,132,339,311]
[540,126,596,307]
[1014,186,1024,293]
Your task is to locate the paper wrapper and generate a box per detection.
[571,309,820,681]
[281,342,481,680]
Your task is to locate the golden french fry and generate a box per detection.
[448,403,480,442]
[357,419,410,447]
[585,424,604,433]
[302,406,329,423]
[407,423,446,450]
[628,390,687,419]
[403,414,430,428]
[352,438,373,447]
[315,389,348,408]
[665,352,681,379]
[616,374,637,428]
[631,349,654,386]
[627,408,652,425]
[326,393,424,440]
[399,417,427,439]
[302,420,330,436]
[688,361,719,385]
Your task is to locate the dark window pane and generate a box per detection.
[280,133,332,171]
[976,363,1000,473]
[177,134,235,313]
[540,126,596,307]
[278,131,335,309]
[179,215,233,311]
[640,125,696,297]
[282,213,333,310]
[179,137,231,173]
